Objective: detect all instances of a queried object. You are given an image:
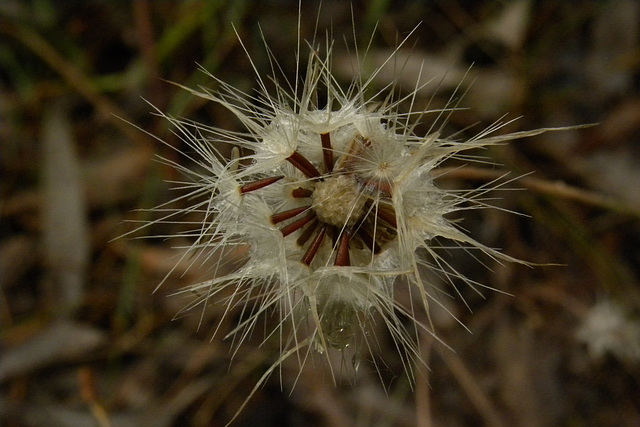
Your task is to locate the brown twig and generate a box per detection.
[415,333,434,427]
[439,347,507,427]
[433,166,640,217]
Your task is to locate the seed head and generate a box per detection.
[136,17,576,421]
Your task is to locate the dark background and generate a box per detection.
[2,1,640,426]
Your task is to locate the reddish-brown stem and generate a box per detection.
[301,224,327,265]
[376,205,397,229]
[271,206,310,224]
[320,132,334,172]
[240,175,284,194]
[286,151,321,178]
[356,229,382,254]
[292,187,313,198]
[280,213,316,237]
[334,230,352,266]
[297,219,319,246]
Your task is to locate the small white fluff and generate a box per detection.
[577,300,640,362]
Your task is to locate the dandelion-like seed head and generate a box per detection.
[137,15,577,420]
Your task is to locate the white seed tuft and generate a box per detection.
[130,11,580,424]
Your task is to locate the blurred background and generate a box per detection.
[2,1,640,426]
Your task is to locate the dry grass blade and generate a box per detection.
[0,320,105,382]
[42,101,90,315]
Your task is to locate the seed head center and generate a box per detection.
[312,175,366,227]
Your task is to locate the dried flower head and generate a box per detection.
[135,16,574,420]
